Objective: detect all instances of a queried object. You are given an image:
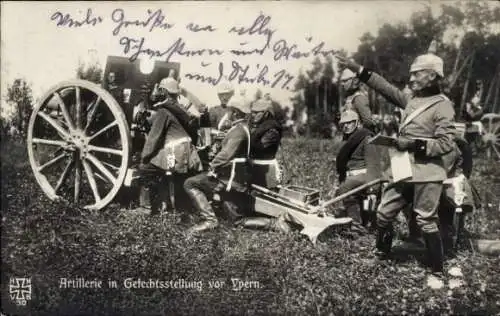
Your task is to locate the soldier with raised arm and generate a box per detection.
[337,53,456,288]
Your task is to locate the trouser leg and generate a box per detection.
[184,173,220,233]
[334,175,367,222]
[414,182,444,273]
[375,182,411,255]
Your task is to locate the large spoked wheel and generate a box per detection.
[27,80,130,210]
[481,114,500,160]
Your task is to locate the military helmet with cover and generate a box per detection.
[217,81,234,94]
[410,53,444,78]
[339,109,360,124]
[228,98,251,114]
[159,77,180,94]
[339,110,360,134]
[252,99,272,112]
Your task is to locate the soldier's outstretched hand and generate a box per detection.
[335,55,362,74]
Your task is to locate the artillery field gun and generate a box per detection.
[27,56,180,210]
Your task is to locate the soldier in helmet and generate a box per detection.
[339,69,377,132]
[140,77,202,213]
[184,98,252,234]
[334,110,379,226]
[249,98,283,189]
[337,52,456,287]
[199,81,235,131]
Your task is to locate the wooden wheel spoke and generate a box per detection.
[75,86,82,130]
[82,160,101,203]
[492,144,500,159]
[87,145,123,156]
[102,161,120,170]
[38,112,70,139]
[93,172,108,183]
[38,153,67,172]
[74,157,82,202]
[55,158,74,193]
[84,95,101,132]
[86,153,117,184]
[32,138,67,147]
[54,92,75,131]
[89,121,118,140]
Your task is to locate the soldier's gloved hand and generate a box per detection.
[335,55,362,74]
[395,137,416,151]
[396,137,427,159]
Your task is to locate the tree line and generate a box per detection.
[2,1,499,139]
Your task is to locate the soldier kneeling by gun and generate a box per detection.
[183,99,252,234]
[334,110,380,228]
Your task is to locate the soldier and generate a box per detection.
[339,69,377,132]
[337,53,456,287]
[184,98,251,234]
[230,99,291,233]
[439,133,477,246]
[249,99,283,190]
[219,98,284,224]
[105,71,125,107]
[334,110,380,226]
[140,77,202,213]
[199,81,235,131]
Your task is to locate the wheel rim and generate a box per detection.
[487,124,500,160]
[27,80,130,210]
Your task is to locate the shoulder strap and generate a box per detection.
[217,112,230,130]
[399,95,445,133]
[241,124,251,158]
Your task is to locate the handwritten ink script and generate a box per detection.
[49,8,339,90]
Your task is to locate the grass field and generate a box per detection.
[1,137,500,315]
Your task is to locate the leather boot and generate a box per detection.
[423,231,444,274]
[374,225,393,258]
[186,189,219,233]
[235,217,274,230]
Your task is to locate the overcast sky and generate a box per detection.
[2,1,445,112]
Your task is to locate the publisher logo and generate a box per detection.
[9,277,31,306]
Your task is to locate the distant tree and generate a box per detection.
[351,1,500,116]
[76,59,103,84]
[4,78,34,137]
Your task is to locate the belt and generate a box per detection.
[226,158,247,191]
[164,136,191,148]
[346,168,367,177]
[251,158,282,184]
[251,159,278,165]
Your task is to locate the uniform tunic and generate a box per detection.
[249,118,282,189]
[360,71,456,233]
[210,121,250,192]
[334,128,380,221]
[342,91,377,131]
[141,107,201,173]
[184,121,250,201]
[200,105,232,130]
